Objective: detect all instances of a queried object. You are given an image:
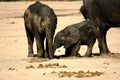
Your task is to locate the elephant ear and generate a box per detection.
[64,34,79,48]
[64,27,80,48]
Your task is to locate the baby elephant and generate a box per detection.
[54,20,98,57]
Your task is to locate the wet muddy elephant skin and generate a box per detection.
[54,20,98,57]
[24,1,57,59]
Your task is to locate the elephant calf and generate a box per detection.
[54,20,98,57]
[24,1,57,59]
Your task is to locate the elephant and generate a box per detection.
[80,0,120,55]
[24,1,57,59]
[54,20,98,57]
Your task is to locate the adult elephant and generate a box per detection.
[80,0,120,55]
[24,1,57,59]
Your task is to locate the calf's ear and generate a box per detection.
[63,37,73,48]
[64,36,79,48]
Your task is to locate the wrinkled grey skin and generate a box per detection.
[80,0,120,55]
[24,1,57,59]
[54,20,98,57]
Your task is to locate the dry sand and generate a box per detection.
[0,1,120,80]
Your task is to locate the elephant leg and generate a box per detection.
[84,42,95,57]
[35,32,44,58]
[70,41,81,57]
[90,17,110,55]
[46,28,54,59]
[65,47,72,57]
[41,33,46,57]
[25,24,34,57]
[45,40,49,58]
[84,36,97,57]
[98,28,110,55]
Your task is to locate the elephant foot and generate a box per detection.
[37,53,44,58]
[100,50,111,55]
[65,53,71,57]
[44,52,48,58]
[84,53,92,57]
[76,53,81,57]
[100,48,111,54]
[49,54,54,59]
[100,52,112,57]
[28,53,34,57]
[44,52,54,59]
[71,53,81,57]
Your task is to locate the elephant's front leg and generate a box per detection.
[70,41,81,57]
[98,29,110,55]
[65,47,72,57]
[84,43,94,57]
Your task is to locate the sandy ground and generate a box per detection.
[0,1,120,80]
